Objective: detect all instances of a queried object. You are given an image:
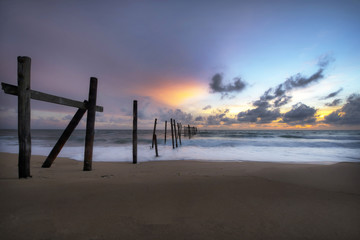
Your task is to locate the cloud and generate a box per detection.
[317,54,335,68]
[236,54,332,125]
[62,115,74,121]
[209,73,247,98]
[274,95,292,107]
[159,108,193,123]
[325,99,342,107]
[281,103,317,125]
[260,54,332,102]
[204,109,236,125]
[284,69,324,90]
[324,94,360,125]
[237,101,281,124]
[195,116,203,121]
[202,105,212,110]
[282,55,332,91]
[321,88,343,100]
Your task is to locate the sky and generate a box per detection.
[0,0,359,130]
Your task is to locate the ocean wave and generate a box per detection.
[1,129,359,163]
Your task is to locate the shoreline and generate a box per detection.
[1,152,360,239]
[0,149,352,165]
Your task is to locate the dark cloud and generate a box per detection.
[202,105,212,110]
[281,103,317,125]
[284,69,324,90]
[237,101,281,124]
[321,88,343,100]
[325,99,342,107]
[159,108,193,123]
[62,115,74,121]
[195,116,203,121]
[236,55,332,125]
[274,95,292,107]
[204,109,236,125]
[317,54,335,68]
[260,55,332,104]
[209,73,247,98]
[324,94,360,125]
[282,55,332,91]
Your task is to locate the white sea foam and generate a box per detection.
[1,130,359,164]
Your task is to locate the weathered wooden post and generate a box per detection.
[151,118,157,149]
[188,124,191,139]
[154,134,159,157]
[17,56,31,178]
[42,105,87,168]
[174,119,178,148]
[133,100,137,164]
[83,77,98,171]
[171,118,175,149]
[164,121,167,144]
[177,123,182,145]
[2,57,105,174]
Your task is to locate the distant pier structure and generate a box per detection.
[131,109,198,162]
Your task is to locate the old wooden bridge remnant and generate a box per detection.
[131,115,197,162]
[1,56,104,178]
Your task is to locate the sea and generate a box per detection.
[0,129,359,164]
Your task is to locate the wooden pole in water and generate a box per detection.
[151,118,157,149]
[188,125,191,139]
[17,56,31,178]
[171,118,175,149]
[132,100,137,164]
[177,123,182,145]
[42,105,87,168]
[164,121,167,144]
[83,77,98,171]
[154,134,159,157]
[174,119,178,148]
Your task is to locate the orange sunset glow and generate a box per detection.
[136,80,207,106]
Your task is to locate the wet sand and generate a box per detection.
[1,152,359,240]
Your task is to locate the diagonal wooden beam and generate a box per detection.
[42,105,87,168]
[1,82,103,112]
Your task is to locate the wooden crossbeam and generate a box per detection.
[1,82,103,112]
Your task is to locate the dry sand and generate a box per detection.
[1,152,360,240]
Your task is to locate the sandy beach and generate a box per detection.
[0,152,359,240]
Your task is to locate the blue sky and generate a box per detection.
[0,0,359,129]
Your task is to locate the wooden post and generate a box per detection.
[133,100,137,164]
[171,118,175,149]
[177,123,182,145]
[154,134,159,157]
[174,119,178,148]
[188,125,191,139]
[42,105,87,168]
[151,118,157,149]
[83,77,98,171]
[164,121,167,144]
[17,56,31,178]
